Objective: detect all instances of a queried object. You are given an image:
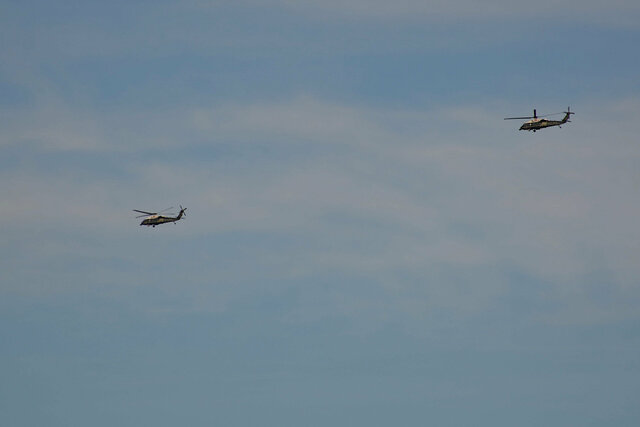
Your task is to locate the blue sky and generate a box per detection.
[2,1,640,426]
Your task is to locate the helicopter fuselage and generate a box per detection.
[140,215,180,227]
[520,118,564,132]
[138,208,186,227]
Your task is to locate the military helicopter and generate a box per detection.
[133,206,187,227]
[505,107,574,132]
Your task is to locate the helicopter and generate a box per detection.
[133,206,187,227]
[505,107,574,132]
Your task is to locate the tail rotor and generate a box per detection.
[564,106,574,122]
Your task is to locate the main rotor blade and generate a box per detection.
[504,116,533,120]
[133,209,156,215]
[159,206,174,213]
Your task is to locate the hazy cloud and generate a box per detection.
[3,95,639,325]
[196,0,640,27]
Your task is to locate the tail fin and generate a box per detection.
[561,107,574,123]
[177,205,187,220]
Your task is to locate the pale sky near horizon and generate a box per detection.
[2,1,640,426]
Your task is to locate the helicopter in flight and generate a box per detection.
[133,206,187,227]
[505,107,574,132]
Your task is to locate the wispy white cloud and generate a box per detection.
[3,95,639,325]
[196,0,640,27]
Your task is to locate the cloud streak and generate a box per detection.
[196,0,640,27]
[3,95,639,325]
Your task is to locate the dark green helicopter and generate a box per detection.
[505,107,574,132]
[133,206,187,227]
